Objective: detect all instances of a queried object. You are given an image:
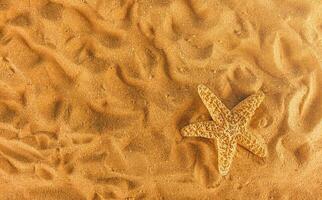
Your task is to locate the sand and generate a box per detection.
[0,0,321,199]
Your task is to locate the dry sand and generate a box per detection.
[0,0,321,199]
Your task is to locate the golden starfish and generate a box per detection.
[181,84,267,176]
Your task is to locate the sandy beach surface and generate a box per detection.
[0,0,321,199]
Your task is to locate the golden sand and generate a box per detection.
[0,0,321,199]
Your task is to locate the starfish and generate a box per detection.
[181,84,267,176]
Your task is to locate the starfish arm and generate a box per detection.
[217,137,237,176]
[236,131,267,157]
[197,84,230,125]
[181,121,223,139]
[231,91,265,126]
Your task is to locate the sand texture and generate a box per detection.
[0,0,321,199]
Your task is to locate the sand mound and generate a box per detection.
[0,0,321,199]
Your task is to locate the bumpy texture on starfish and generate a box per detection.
[181,84,267,176]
